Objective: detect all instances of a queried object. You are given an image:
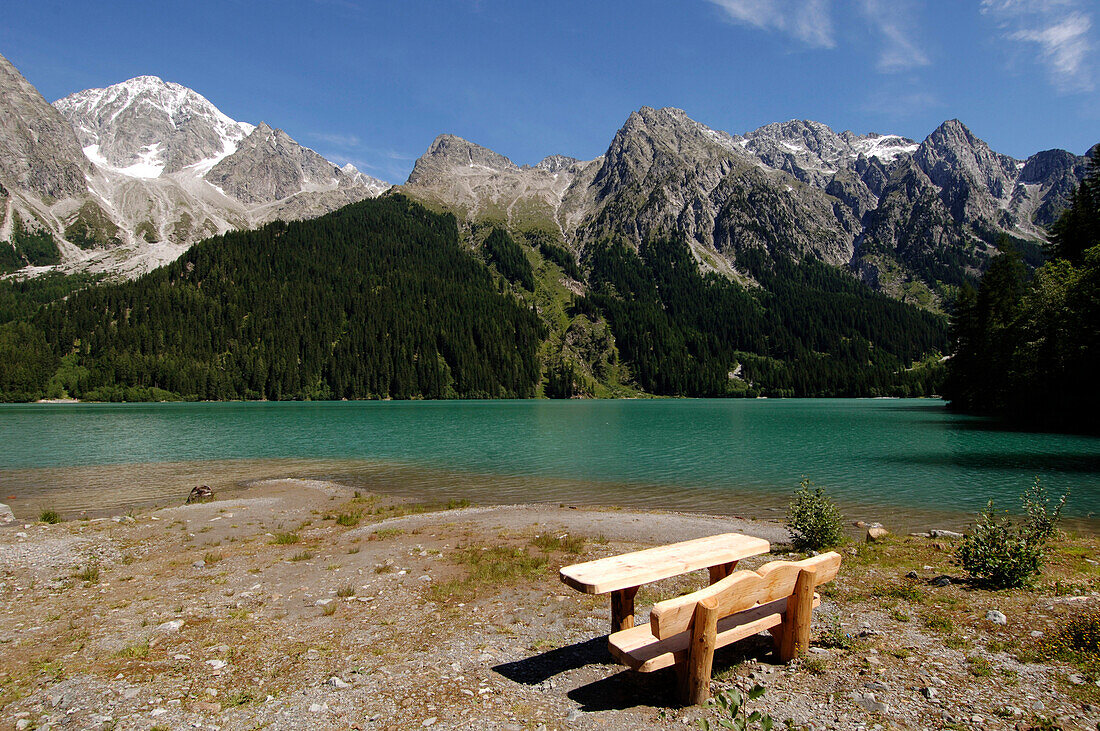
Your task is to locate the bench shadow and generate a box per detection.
[495,632,779,712]
[492,636,613,685]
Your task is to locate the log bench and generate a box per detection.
[608,551,842,704]
[559,532,772,633]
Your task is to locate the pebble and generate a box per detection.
[986,610,1007,625]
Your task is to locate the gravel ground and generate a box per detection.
[0,478,1097,730]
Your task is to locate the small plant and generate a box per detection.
[368,528,405,541]
[117,641,149,659]
[271,531,300,545]
[223,689,255,707]
[531,533,586,554]
[321,602,338,616]
[75,565,100,584]
[336,585,355,598]
[815,616,856,650]
[290,551,314,562]
[697,684,774,730]
[1042,608,1100,678]
[786,478,844,551]
[39,509,62,524]
[446,498,471,510]
[956,479,1068,589]
[203,552,222,564]
[335,511,361,527]
[967,655,993,676]
[801,656,828,675]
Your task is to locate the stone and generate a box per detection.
[1069,674,1086,685]
[851,692,889,714]
[325,676,350,689]
[423,719,438,728]
[192,560,206,569]
[0,503,14,525]
[905,571,919,579]
[866,527,889,542]
[205,659,226,670]
[565,709,583,723]
[155,620,184,634]
[1030,630,1044,638]
[986,610,1007,625]
[309,702,329,714]
[929,530,963,540]
[930,575,953,587]
[920,686,939,700]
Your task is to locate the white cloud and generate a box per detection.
[707,0,836,48]
[982,0,1095,92]
[309,132,362,148]
[859,0,930,72]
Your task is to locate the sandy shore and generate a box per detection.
[0,478,1097,730]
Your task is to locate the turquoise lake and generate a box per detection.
[1,399,1097,529]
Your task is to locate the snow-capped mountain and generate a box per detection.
[55,76,255,177]
[0,54,390,278]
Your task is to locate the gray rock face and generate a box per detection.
[206,123,377,205]
[404,106,1094,305]
[0,52,89,199]
[54,76,254,175]
[407,134,518,186]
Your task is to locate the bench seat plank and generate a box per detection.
[560,533,770,595]
[608,595,820,673]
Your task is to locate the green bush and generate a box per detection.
[39,508,61,524]
[786,478,844,551]
[955,478,1068,589]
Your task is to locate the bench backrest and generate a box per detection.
[649,552,842,640]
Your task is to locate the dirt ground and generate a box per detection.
[0,478,1097,730]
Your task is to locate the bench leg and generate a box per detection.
[777,567,817,662]
[611,586,638,632]
[708,561,738,584]
[678,596,719,705]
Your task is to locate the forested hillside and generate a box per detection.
[0,195,545,401]
[575,236,947,397]
[944,150,1099,431]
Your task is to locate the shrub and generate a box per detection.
[1043,608,1100,676]
[956,479,1068,589]
[335,511,361,527]
[39,509,61,524]
[786,478,844,551]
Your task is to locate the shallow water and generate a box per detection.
[1,399,1097,531]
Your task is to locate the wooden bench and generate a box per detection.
[559,533,771,632]
[608,551,842,704]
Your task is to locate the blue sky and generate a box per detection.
[2,0,1097,182]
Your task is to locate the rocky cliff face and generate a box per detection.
[0,56,389,278]
[0,52,89,200]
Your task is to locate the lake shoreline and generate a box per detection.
[1,478,1097,729]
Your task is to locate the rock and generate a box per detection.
[315,598,333,607]
[930,575,953,587]
[308,702,328,714]
[305,648,321,660]
[192,560,206,569]
[929,530,963,540]
[423,718,438,728]
[920,687,939,700]
[0,503,14,525]
[186,485,214,504]
[205,659,226,670]
[909,532,931,538]
[905,571,919,579]
[1069,674,1086,685]
[986,610,1007,625]
[866,527,889,542]
[16,720,30,730]
[851,692,889,713]
[565,708,583,723]
[325,676,350,689]
[1030,630,1044,638]
[154,620,184,634]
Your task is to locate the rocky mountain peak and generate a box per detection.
[0,52,90,199]
[406,134,518,185]
[533,155,579,173]
[914,119,1019,200]
[54,74,254,177]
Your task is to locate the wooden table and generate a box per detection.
[559,532,771,632]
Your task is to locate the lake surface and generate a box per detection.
[1,399,1097,530]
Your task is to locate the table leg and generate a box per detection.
[708,561,738,584]
[611,586,638,632]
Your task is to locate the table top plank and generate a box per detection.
[559,532,770,594]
